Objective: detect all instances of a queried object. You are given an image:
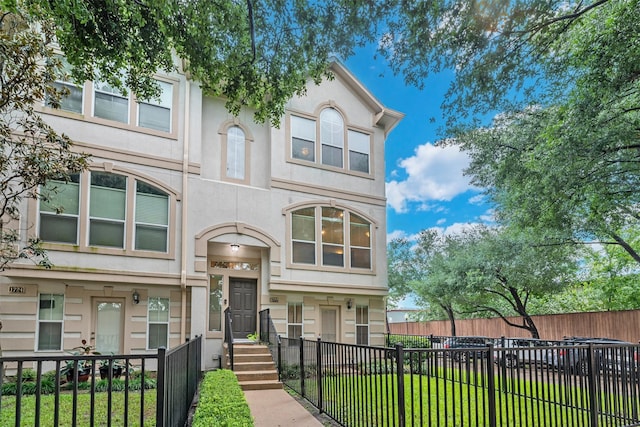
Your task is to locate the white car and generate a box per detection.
[494,338,557,368]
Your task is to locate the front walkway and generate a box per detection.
[244,388,328,426]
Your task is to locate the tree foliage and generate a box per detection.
[397,226,576,337]
[16,0,391,125]
[0,12,89,269]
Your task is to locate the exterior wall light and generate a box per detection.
[132,290,140,305]
[346,298,353,310]
[230,243,240,252]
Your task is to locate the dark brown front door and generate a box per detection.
[229,278,257,339]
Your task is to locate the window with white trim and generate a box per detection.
[289,205,372,270]
[348,130,370,173]
[37,294,64,351]
[135,181,169,252]
[47,57,83,113]
[356,305,369,345]
[320,109,344,168]
[39,174,80,244]
[291,116,315,162]
[138,80,173,132]
[89,172,126,248]
[148,297,169,349]
[226,126,246,180]
[287,302,303,339]
[39,171,171,254]
[93,81,129,123]
[290,109,372,174]
[209,275,223,332]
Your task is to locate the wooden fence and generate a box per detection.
[388,309,640,343]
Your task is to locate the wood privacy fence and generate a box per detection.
[388,309,640,343]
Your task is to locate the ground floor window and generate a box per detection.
[37,294,64,351]
[287,302,303,339]
[148,297,169,349]
[209,275,223,331]
[356,305,369,345]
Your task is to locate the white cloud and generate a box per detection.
[436,218,447,225]
[468,194,486,205]
[386,229,407,243]
[386,143,475,213]
[478,208,496,223]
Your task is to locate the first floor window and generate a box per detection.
[148,297,169,349]
[37,294,64,351]
[287,302,303,339]
[356,305,369,346]
[209,275,223,331]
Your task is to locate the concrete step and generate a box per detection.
[233,361,275,372]
[233,353,274,363]
[233,344,271,355]
[235,370,279,382]
[239,380,283,391]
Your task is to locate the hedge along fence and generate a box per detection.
[191,370,253,427]
[390,309,640,343]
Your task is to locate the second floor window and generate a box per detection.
[289,205,372,271]
[39,171,171,254]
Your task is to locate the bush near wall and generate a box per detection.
[191,369,253,427]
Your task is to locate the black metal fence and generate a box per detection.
[268,332,640,427]
[0,335,202,427]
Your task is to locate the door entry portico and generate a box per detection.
[229,278,257,339]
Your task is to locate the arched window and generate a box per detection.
[320,108,344,168]
[289,205,372,270]
[39,170,171,254]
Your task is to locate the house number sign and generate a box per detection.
[9,286,26,294]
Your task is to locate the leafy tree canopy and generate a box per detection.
[10,0,392,125]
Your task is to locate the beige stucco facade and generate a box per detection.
[0,61,402,369]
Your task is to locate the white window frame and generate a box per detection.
[291,115,316,162]
[36,293,64,352]
[93,80,130,124]
[88,172,127,249]
[226,126,246,180]
[320,108,344,168]
[348,130,370,174]
[356,305,369,346]
[137,80,173,132]
[287,302,303,339]
[39,175,81,245]
[134,180,169,252]
[147,297,170,350]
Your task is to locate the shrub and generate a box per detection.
[192,370,253,427]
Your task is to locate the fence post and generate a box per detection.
[486,343,497,427]
[156,347,167,427]
[587,344,599,427]
[316,337,323,414]
[277,335,282,382]
[299,336,306,398]
[395,343,405,427]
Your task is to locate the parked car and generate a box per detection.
[443,336,494,362]
[548,337,638,376]
[494,338,557,369]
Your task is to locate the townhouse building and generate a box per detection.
[0,59,402,369]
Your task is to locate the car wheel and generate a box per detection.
[504,354,518,369]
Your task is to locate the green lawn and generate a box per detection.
[288,367,640,426]
[1,389,157,427]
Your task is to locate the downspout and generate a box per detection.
[180,71,191,343]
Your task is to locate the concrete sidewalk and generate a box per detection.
[244,388,325,426]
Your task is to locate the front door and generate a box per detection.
[229,278,257,339]
[94,299,124,354]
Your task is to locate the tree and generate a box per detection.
[0,12,89,269]
[406,226,576,338]
[387,237,421,307]
[378,1,640,266]
[19,0,392,126]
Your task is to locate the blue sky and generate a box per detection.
[344,49,494,244]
